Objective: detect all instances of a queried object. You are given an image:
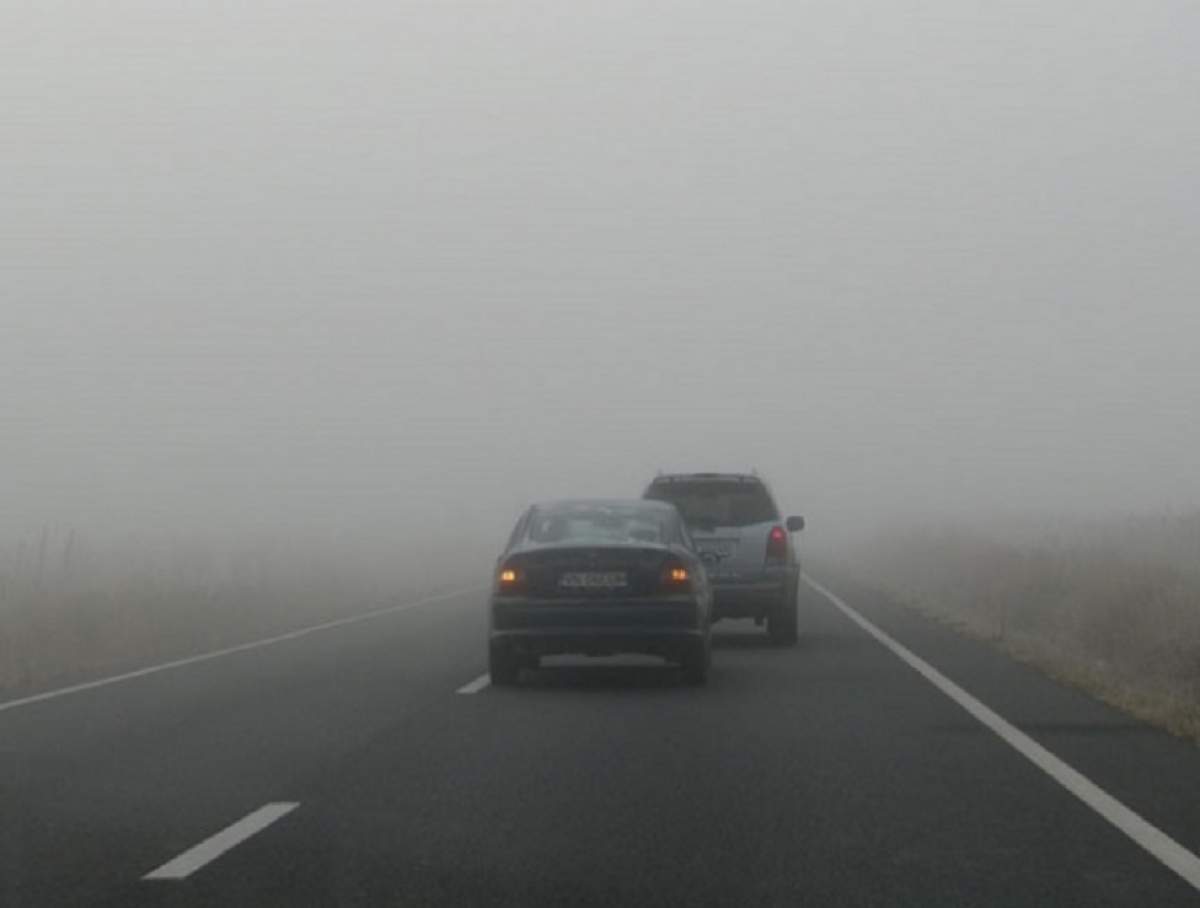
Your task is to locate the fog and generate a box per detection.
[5,0,1199,574]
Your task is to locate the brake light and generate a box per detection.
[766,526,788,562]
[660,560,692,592]
[499,569,518,583]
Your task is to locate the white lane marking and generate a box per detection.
[0,585,488,715]
[143,802,299,880]
[457,673,491,695]
[803,574,1200,893]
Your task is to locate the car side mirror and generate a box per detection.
[786,515,806,533]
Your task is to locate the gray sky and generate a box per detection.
[4,0,1199,555]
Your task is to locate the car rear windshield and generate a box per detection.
[646,480,778,528]
[527,505,671,545]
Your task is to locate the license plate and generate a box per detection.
[558,572,628,590]
[699,542,735,558]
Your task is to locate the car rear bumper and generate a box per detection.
[492,628,706,658]
[490,595,705,657]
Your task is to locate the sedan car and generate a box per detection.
[489,499,713,686]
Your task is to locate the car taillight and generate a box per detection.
[660,560,692,593]
[496,564,523,592]
[765,526,788,562]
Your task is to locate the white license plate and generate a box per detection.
[558,572,628,590]
[699,542,735,557]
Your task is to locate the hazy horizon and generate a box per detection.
[5,1,1199,564]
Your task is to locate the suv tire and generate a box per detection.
[768,582,799,646]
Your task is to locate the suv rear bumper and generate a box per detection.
[710,575,795,618]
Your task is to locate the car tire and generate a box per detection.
[489,643,520,686]
[681,636,710,686]
[768,582,799,646]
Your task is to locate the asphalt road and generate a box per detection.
[3,574,1200,907]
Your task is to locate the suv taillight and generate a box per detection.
[765,526,788,563]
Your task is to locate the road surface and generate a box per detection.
[3,574,1200,906]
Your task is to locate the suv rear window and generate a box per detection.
[645,480,778,529]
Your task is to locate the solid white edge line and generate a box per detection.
[0,585,488,715]
[802,574,1200,893]
[143,802,300,880]
[457,673,492,695]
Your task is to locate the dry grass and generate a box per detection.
[0,528,482,695]
[840,519,1200,743]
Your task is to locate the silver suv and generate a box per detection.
[643,473,804,644]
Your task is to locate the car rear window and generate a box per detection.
[646,480,778,528]
[527,506,670,545]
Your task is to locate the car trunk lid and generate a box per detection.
[512,545,673,598]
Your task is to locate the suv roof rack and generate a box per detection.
[651,471,762,484]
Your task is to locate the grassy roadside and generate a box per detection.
[830,523,1200,744]
[0,530,486,697]
[0,583,403,695]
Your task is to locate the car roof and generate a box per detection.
[532,498,679,512]
[648,472,763,484]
